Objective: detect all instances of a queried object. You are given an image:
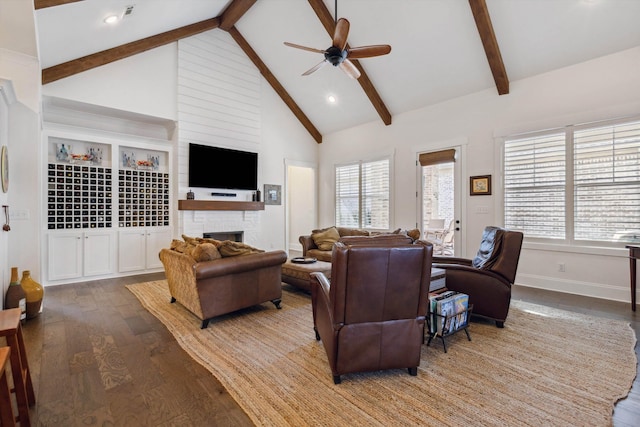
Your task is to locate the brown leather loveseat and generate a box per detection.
[159,247,287,329]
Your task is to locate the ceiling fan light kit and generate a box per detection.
[284,13,391,80]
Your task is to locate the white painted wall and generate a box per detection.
[319,46,640,303]
[0,51,41,299]
[43,44,178,121]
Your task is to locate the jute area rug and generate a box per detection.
[127,280,637,427]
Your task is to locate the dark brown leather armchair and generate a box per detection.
[432,226,523,328]
[310,240,433,384]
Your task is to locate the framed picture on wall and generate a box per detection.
[264,184,281,205]
[470,175,491,196]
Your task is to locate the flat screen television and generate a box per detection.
[188,143,258,191]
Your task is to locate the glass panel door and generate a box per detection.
[419,147,461,257]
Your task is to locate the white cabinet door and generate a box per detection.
[84,231,114,277]
[146,228,171,269]
[48,232,83,281]
[118,230,146,272]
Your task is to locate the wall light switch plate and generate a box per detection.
[475,206,489,214]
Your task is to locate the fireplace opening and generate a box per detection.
[203,231,244,242]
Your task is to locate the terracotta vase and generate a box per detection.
[4,267,26,321]
[20,270,43,319]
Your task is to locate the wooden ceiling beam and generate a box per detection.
[34,0,81,9]
[468,0,509,95]
[307,0,392,126]
[219,0,256,31]
[42,18,221,84]
[227,27,322,144]
[38,0,320,142]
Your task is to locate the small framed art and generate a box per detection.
[470,175,491,196]
[264,184,281,205]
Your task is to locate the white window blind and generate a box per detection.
[574,121,640,242]
[504,117,640,245]
[504,133,566,239]
[335,158,390,229]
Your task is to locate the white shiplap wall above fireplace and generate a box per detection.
[177,30,263,245]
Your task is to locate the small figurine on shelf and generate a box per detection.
[87,147,103,165]
[56,143,70,162]
[187,189,195,200]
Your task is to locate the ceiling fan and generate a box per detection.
[283,2,391,79]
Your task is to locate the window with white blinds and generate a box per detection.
[504,118,640,245]
[504,132,566,239]
[335,158,390,229]
[574,121,640,242]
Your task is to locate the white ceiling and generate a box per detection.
[33,0,640,136]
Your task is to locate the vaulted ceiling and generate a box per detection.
[32,0,640,143]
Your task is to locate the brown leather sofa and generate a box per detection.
[299,227,371,261]
[432,226,523,328]
[299,227,418,261]
[159,248,288,328]
[310,240,433,384]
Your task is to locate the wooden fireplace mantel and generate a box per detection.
[178,200,265,211]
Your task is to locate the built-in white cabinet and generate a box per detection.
[43,131,172,285]
[118,228,171,273]
[48,231,115,281]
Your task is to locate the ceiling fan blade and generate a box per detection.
[284,42,326,54]
[333,18,350,51]
[339,59,361,79]
[302,60,328,76]
[347,44,392,59]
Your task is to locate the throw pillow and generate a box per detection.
[197,237,223,248]
[218,241,265,257]
[336,227,370,237]
[182,234,200,246]
[312,226,341,251]
[406,228,421,241]
[189,242,222,262]
[170,239,188,253]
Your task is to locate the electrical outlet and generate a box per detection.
[558,262,565,272]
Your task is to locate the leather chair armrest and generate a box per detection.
[311,271,331,297]
[194,250,287,279]
[310,271,334,332]
[433,256,473,266]
[435,263,510,286]
[299,235,317,256]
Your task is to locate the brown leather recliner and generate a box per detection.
[432,226,523,328]
[310,240,433,384]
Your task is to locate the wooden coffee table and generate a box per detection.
[282,258,332,292]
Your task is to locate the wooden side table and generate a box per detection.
[0,308,35,427]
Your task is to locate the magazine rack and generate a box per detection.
[426,304,473,353]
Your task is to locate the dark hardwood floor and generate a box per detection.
[8,274,639,426]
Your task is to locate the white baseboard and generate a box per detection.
[515,273,631,304]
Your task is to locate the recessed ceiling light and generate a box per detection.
[327,95,337,104]
[104,15,119,24]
